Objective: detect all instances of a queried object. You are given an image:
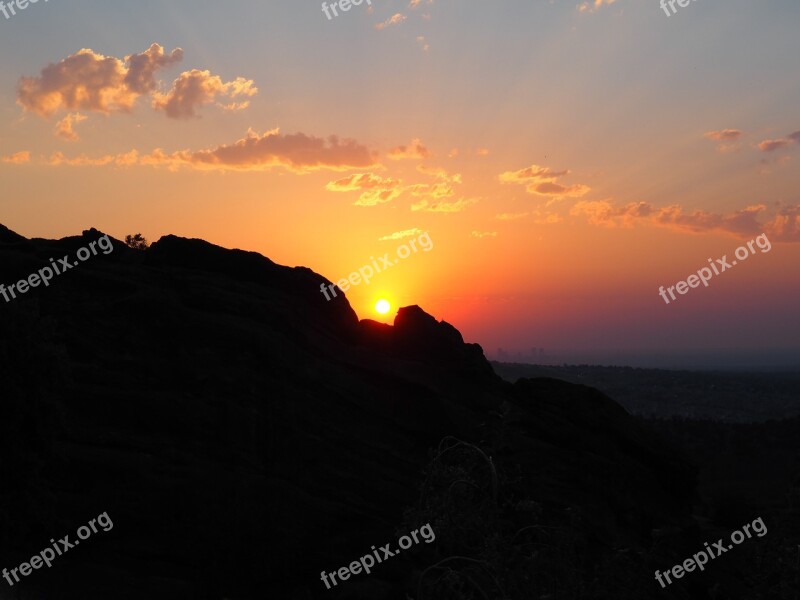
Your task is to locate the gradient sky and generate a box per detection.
[1,0,799,368]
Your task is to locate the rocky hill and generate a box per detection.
[0,225,711,599]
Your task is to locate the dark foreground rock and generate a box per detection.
[0,226,703,599]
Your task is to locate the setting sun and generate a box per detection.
[375,299,391,315]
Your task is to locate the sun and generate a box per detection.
[375,299,391,315]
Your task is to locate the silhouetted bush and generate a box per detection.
[124,233,149,250]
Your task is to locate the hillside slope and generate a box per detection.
[0,226,700,599]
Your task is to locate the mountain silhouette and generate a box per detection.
[0,226,698,599]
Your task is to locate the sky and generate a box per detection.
[1,0,799,369]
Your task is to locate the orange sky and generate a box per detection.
[1,0,799,367]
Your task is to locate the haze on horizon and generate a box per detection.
[1,0,798,369]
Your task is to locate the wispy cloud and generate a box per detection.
[578,0,617,14]
[378,228,423,241]
[757,128,800,152]
[704,129,742,141]
[54,113,88,141]
[411,197,478,213]
[325,162,471,209]
[704,129,743,152]
[48,149,140,167]
[375,13,406,30]
[388,138,431,160]
[2,151,31,164]
[570,199,800,241]
[758,138,794,152]
[44,128,377,173]
[407,165,462,201]
[495,212,529,221]
[152,70,257,119]
[326,172,404,206]
[499,164,589,198]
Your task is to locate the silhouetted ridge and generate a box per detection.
[147,234,280,278]
[0,226,700,600]
[0,223,27,244]
[146,233,361,339]
[357,305,497,383]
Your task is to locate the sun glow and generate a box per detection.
[375,299,391,315]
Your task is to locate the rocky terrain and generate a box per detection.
[0,225,789,599]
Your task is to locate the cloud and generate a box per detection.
[470,231,497,238]
[417,164,461,181]
[570,199,800,241]
[47,149,140,167]
[408,181,455,199]
[45,149,138,167]
[150,128,374,173]
[124,43,184,94]
[530,209,563,224]
[531,181,590,198]
[375,13,407,29]
[494,209,562,224]
[46,128,377,173]
[388,138,431,160]
[326,172,397,192]
[766,204,800,242]
[754,127,800,152]
[416,36,430,52]
[54,113,88,141]
[570,200,654,227]
[325,172,403,206]
[704,129,743,152]
[757,138,793,153]
[378,228,423,241]
[578,0,617,13]
[407,165,462,201]
[499,163,589,198]
[327,163,465,208]
[2,151,30,164]
[499,164,569,184]
[18,49,138,117]
[495,212,529,221]
[152,69,257,119]
[17,44,254,121]
[704,129,742,141]
[355,188,404,206]
[411,197,478,213]
[17,44,182,117]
